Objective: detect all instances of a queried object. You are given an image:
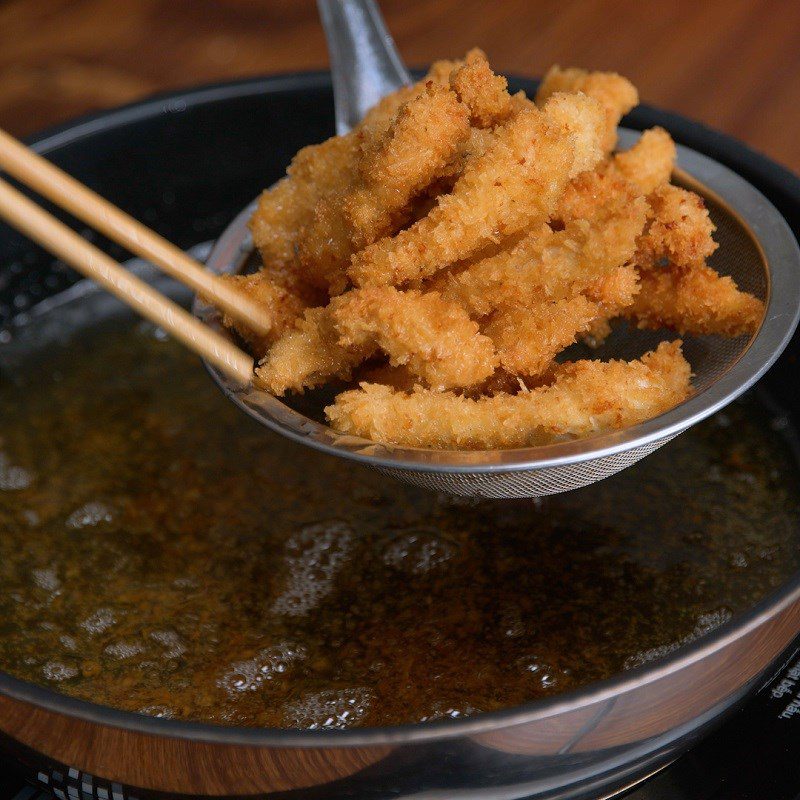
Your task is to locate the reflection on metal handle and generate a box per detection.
[317,0,411,134]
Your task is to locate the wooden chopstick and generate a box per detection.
[0,127,273,337]
[0,176,254,386]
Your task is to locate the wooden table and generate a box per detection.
[1,0,799,173]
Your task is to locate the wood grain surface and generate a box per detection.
[0,0,799,172]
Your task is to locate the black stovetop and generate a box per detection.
[2,641,800,800]
[620,640,800,800]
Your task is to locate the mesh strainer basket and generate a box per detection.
[195,129,800,499]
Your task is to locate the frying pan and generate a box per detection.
[1,73,800,800]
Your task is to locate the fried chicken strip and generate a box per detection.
[348,93,606,288]
[449,48,513,127]
[256,282,500,394]
[331,287,498,390]
[556,134,749,339]
[636,184,718,269]
[345,81,471,250]
[483,296,603,377]
[255,307,371,395]
[577,262,641,348]
[579,263,642,346]
[625,166,762,337]
[585,263,641,308]
[300,82,480,294]
[218,270,310,358]
[249,132,361,280]
[250,58,468,293]
[535,65,639,153]
[327,341,691,449]
[627,262,763,337]
[482,263,640,376]
[610,127,676,195]
[441,183,646,316]
[556,129,675,226]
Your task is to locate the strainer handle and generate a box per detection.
[316,0,412,135]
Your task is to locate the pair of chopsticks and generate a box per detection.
[0,128,266,385]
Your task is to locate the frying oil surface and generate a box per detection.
[0,314,799,729]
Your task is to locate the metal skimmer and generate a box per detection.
[194,0,800,498]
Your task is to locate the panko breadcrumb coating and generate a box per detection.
[627,262,763,337]
[483,296,603,377]
[581,264,642,346]
[556,130,675,224]
[293,63,503,295]
[227,55,765,450]
[585,264,641,309]
[557,170,636,226]
[636,184,718,269]
[219,271,309,358]
[249,132,360,278]
[255,307,371,395]
[331,287,498,390]
[249,57,471,295]
[536,65,638,153]
[345,82,471,249]
[348,94,606,288]
[610,127,676,194]
[326,342,691,449]
[442,185,646,316]
[449,48,513,128]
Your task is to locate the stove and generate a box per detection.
[0,641,798,800]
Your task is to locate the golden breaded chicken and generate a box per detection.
[349,94,606,288]
[327,342,691,449]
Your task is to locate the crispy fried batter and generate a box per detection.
[327,342,691,449]
[610,127,676,194]
[249,132,361,278]
[627,262,763,337]
[585,263,641,309]
[557,168,638,225]
[481,263,639,377]
[359,57,463,133]
[483,296,602,377]
[242,56,760,450]
[636,184,718,269]
[626,184,762,337]
[332,287,498,389]
[420,57,465,87]
[580,264,642,346]
[298,79,477,295]
[449,48,513,127]
[581,318,614,349]
[218,271,309,358]
[536,65,639,153]
[345,82,471,249]
[556,129,675,226]
[255,307,371,395]
[250,59,470,296]
[348,94,606,288]
[442,185,646,316]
